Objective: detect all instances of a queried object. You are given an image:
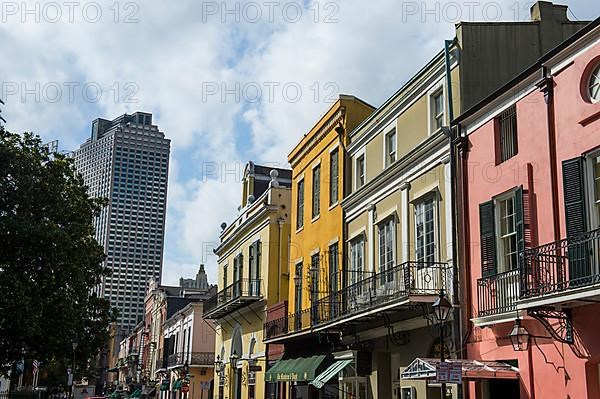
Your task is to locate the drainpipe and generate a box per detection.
[446,38,467,399]
[538,66,560,241]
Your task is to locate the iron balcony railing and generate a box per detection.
[315,261,450,325]
[521,228,600,298]
[167,352,184,368]
[155,356,167,371]
[264,314,287,340]
[190,352,214,366]
[203,278,262,317]
[263,308,312,340]
[477,269,520,317]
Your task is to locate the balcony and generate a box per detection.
[520,228,600,304]
[203,278,262,319]
[155,356,167,371]
[190,352,214,367]
[264,308,313,341]
[314,261,450,328]
[477,269,520,318]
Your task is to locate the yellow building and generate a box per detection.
[263,95,375,398]
[206,162,292,399]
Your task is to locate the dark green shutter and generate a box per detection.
[562,158,587,238]
[562,157,589,282]
[479,200,497,277]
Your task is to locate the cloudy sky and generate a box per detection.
[1,0,598,285]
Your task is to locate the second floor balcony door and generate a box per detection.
[415,195,438,292]
[233,254,242,298]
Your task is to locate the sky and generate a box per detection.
[1,0,599,286]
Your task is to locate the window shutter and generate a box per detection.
[562,157,587,238]
[562,157,589,283]
[479,200,497,277]
[515,186,525,255]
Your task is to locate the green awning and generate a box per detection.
[265,355,326,382]
[173,380,182,390]
[107,367,119,373]
[310,359,352,388]
[129,389,141,398]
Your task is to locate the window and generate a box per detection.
[223,264,228,289]
[249,240,261,296]
[356,155,365,189]
[431,90,444,131]
[497,195,518,272]
[588,63,600,103]
[592,155,600,227]
[296,179,304,229]
[385,128,397,166]
[349,238,364,288]
[310,254,320,299]
[294,263,303,317]
[415,196,436,264]
[378,218,395,283]
[328,243,339,294]
[479,188,524,277]
[330,149,339,205]
[496,105,518,163]
[312,165,320,219]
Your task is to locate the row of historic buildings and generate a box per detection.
[112,2,600,398]
[105,267,217,399]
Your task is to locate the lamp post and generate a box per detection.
[432,290,452,399]
[71,337,79,399]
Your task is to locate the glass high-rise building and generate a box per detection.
[73,112,170,327]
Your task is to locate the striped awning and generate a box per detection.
[310,360,352,389]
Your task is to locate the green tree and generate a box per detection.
[0,127,117,377]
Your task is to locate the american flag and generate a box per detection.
[32,360,39,375]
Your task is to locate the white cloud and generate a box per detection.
[1,0,598,288]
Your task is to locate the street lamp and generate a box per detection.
[509,318,531,352]
[214,355,223,374]
[71,337,79,399]
[432,290,452,399]
[229,351,239,369]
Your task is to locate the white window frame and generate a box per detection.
[414,193,439,264]
[355,150,366,191]
[383,126,397,168]
[585,150,600,230]
[587,62,600,104]
[494,190,518,273]
[427,81,446,135]
[349,237,365,287]
[377,217,396,282]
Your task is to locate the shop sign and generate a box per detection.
[448,363,462,384]
[436,362,449,383]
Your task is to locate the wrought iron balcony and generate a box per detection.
[190,352,214,367]
[477,269,520,317]
[263,308,312,340]
[520,228,600,300]
[155,356,167,371]
[167,352,184,368]
[264,314,287,340]
[203,278,263,319]
[314,261,450,327]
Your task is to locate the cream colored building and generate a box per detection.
[206,162,292,399]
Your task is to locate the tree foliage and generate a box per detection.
[0,127,117,376]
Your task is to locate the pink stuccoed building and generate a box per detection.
[453,17,600,399]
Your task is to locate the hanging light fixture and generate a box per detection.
[509,319,531,351]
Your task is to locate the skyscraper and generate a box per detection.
[73,112,170,327]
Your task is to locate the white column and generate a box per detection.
[443,157,453,264]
